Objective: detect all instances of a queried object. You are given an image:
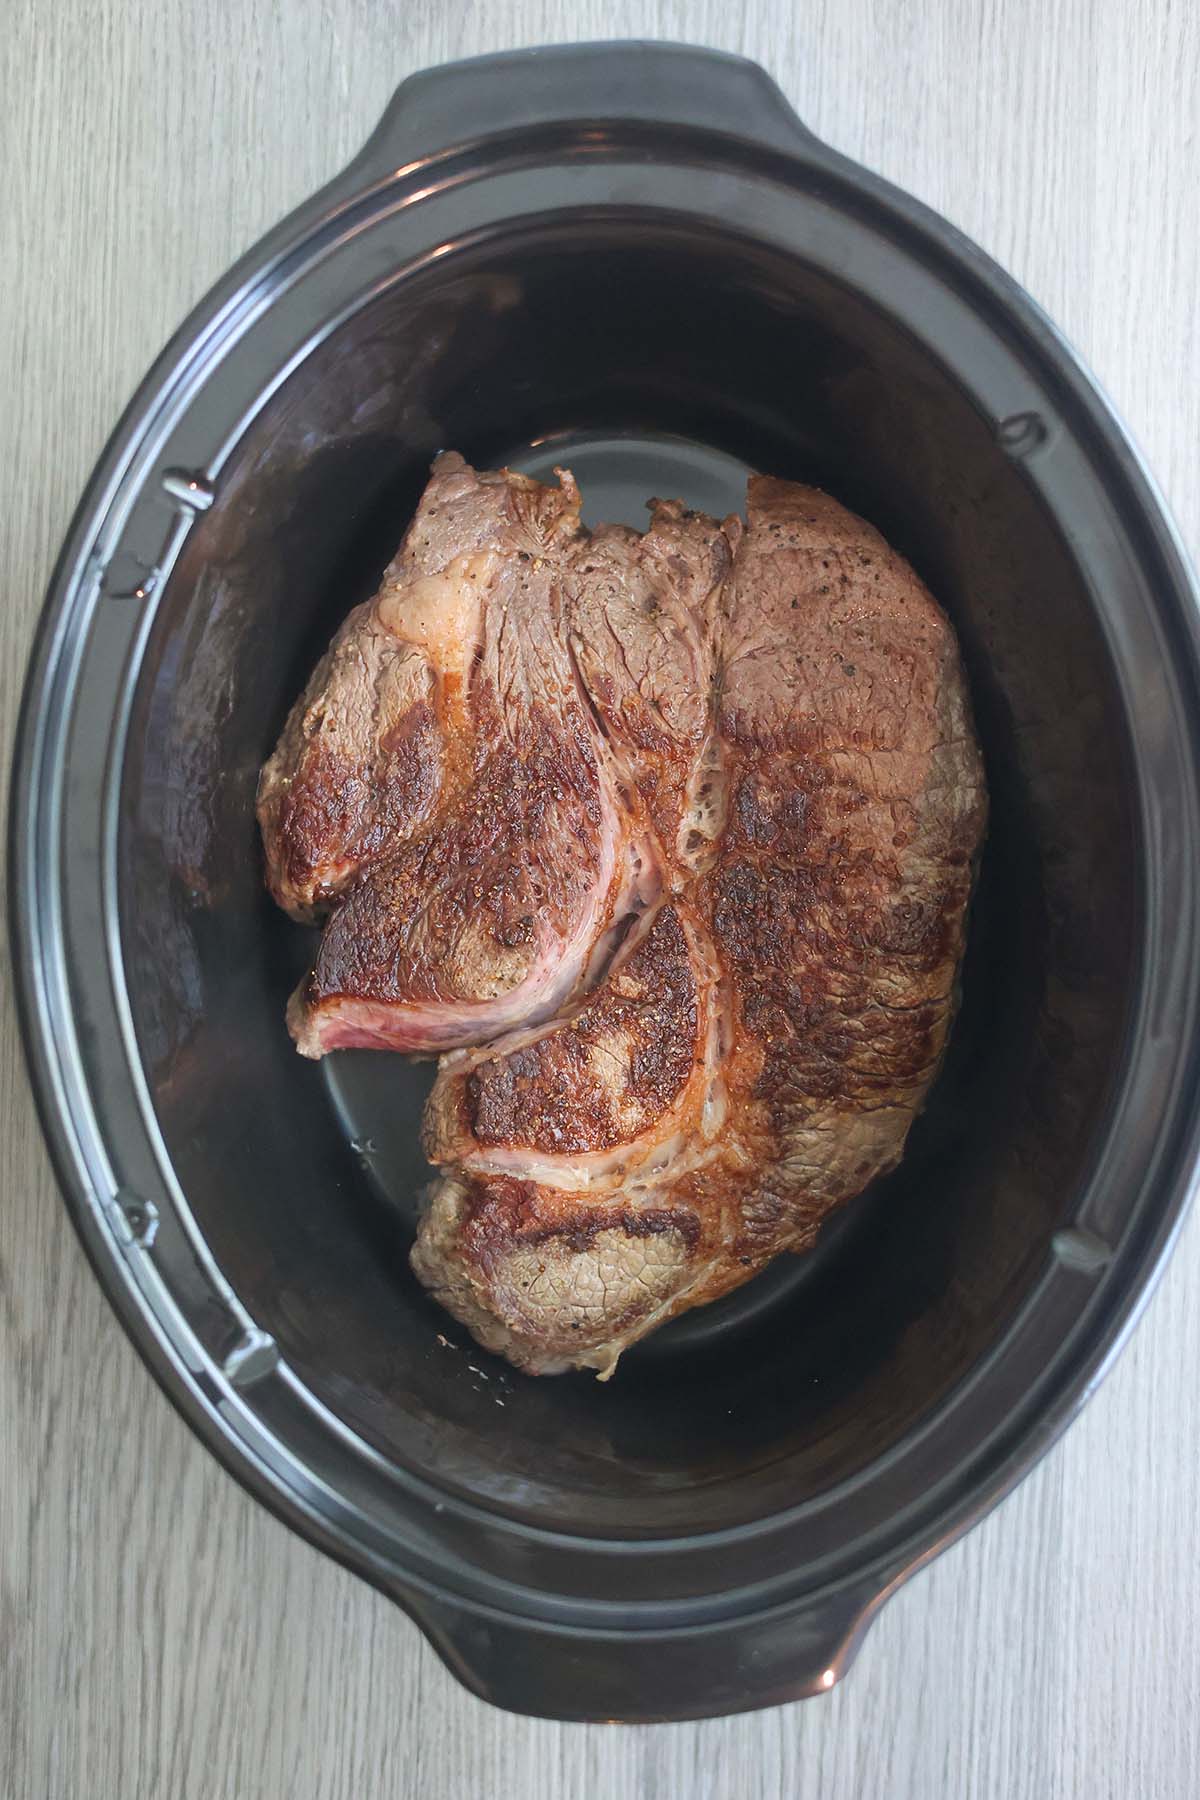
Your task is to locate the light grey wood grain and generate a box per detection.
[2,1,1198,1795]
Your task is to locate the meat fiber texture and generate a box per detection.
[258,453,986,1376]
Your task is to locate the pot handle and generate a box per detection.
[399,1581,881,1723]
[348,42,820,183]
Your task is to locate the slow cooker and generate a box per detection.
[12,43,1200,1720]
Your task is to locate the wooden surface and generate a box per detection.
[3,2,1199,1794]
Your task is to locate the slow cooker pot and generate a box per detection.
[12,43,1200,1721]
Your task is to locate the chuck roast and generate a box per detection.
[259,453,986,1376]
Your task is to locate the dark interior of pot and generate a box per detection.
[118,218,1138,1532]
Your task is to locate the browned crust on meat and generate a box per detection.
[305,702,604,1010]
[463,906,699,1154]
[262,458,987,1375]
[256,609,443,921]
[706,476,986,1274]
[259,451,587,929]
[265,700,442,919]
[461,1176,703,1258]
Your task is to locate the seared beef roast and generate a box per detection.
[259,453,986,1375]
